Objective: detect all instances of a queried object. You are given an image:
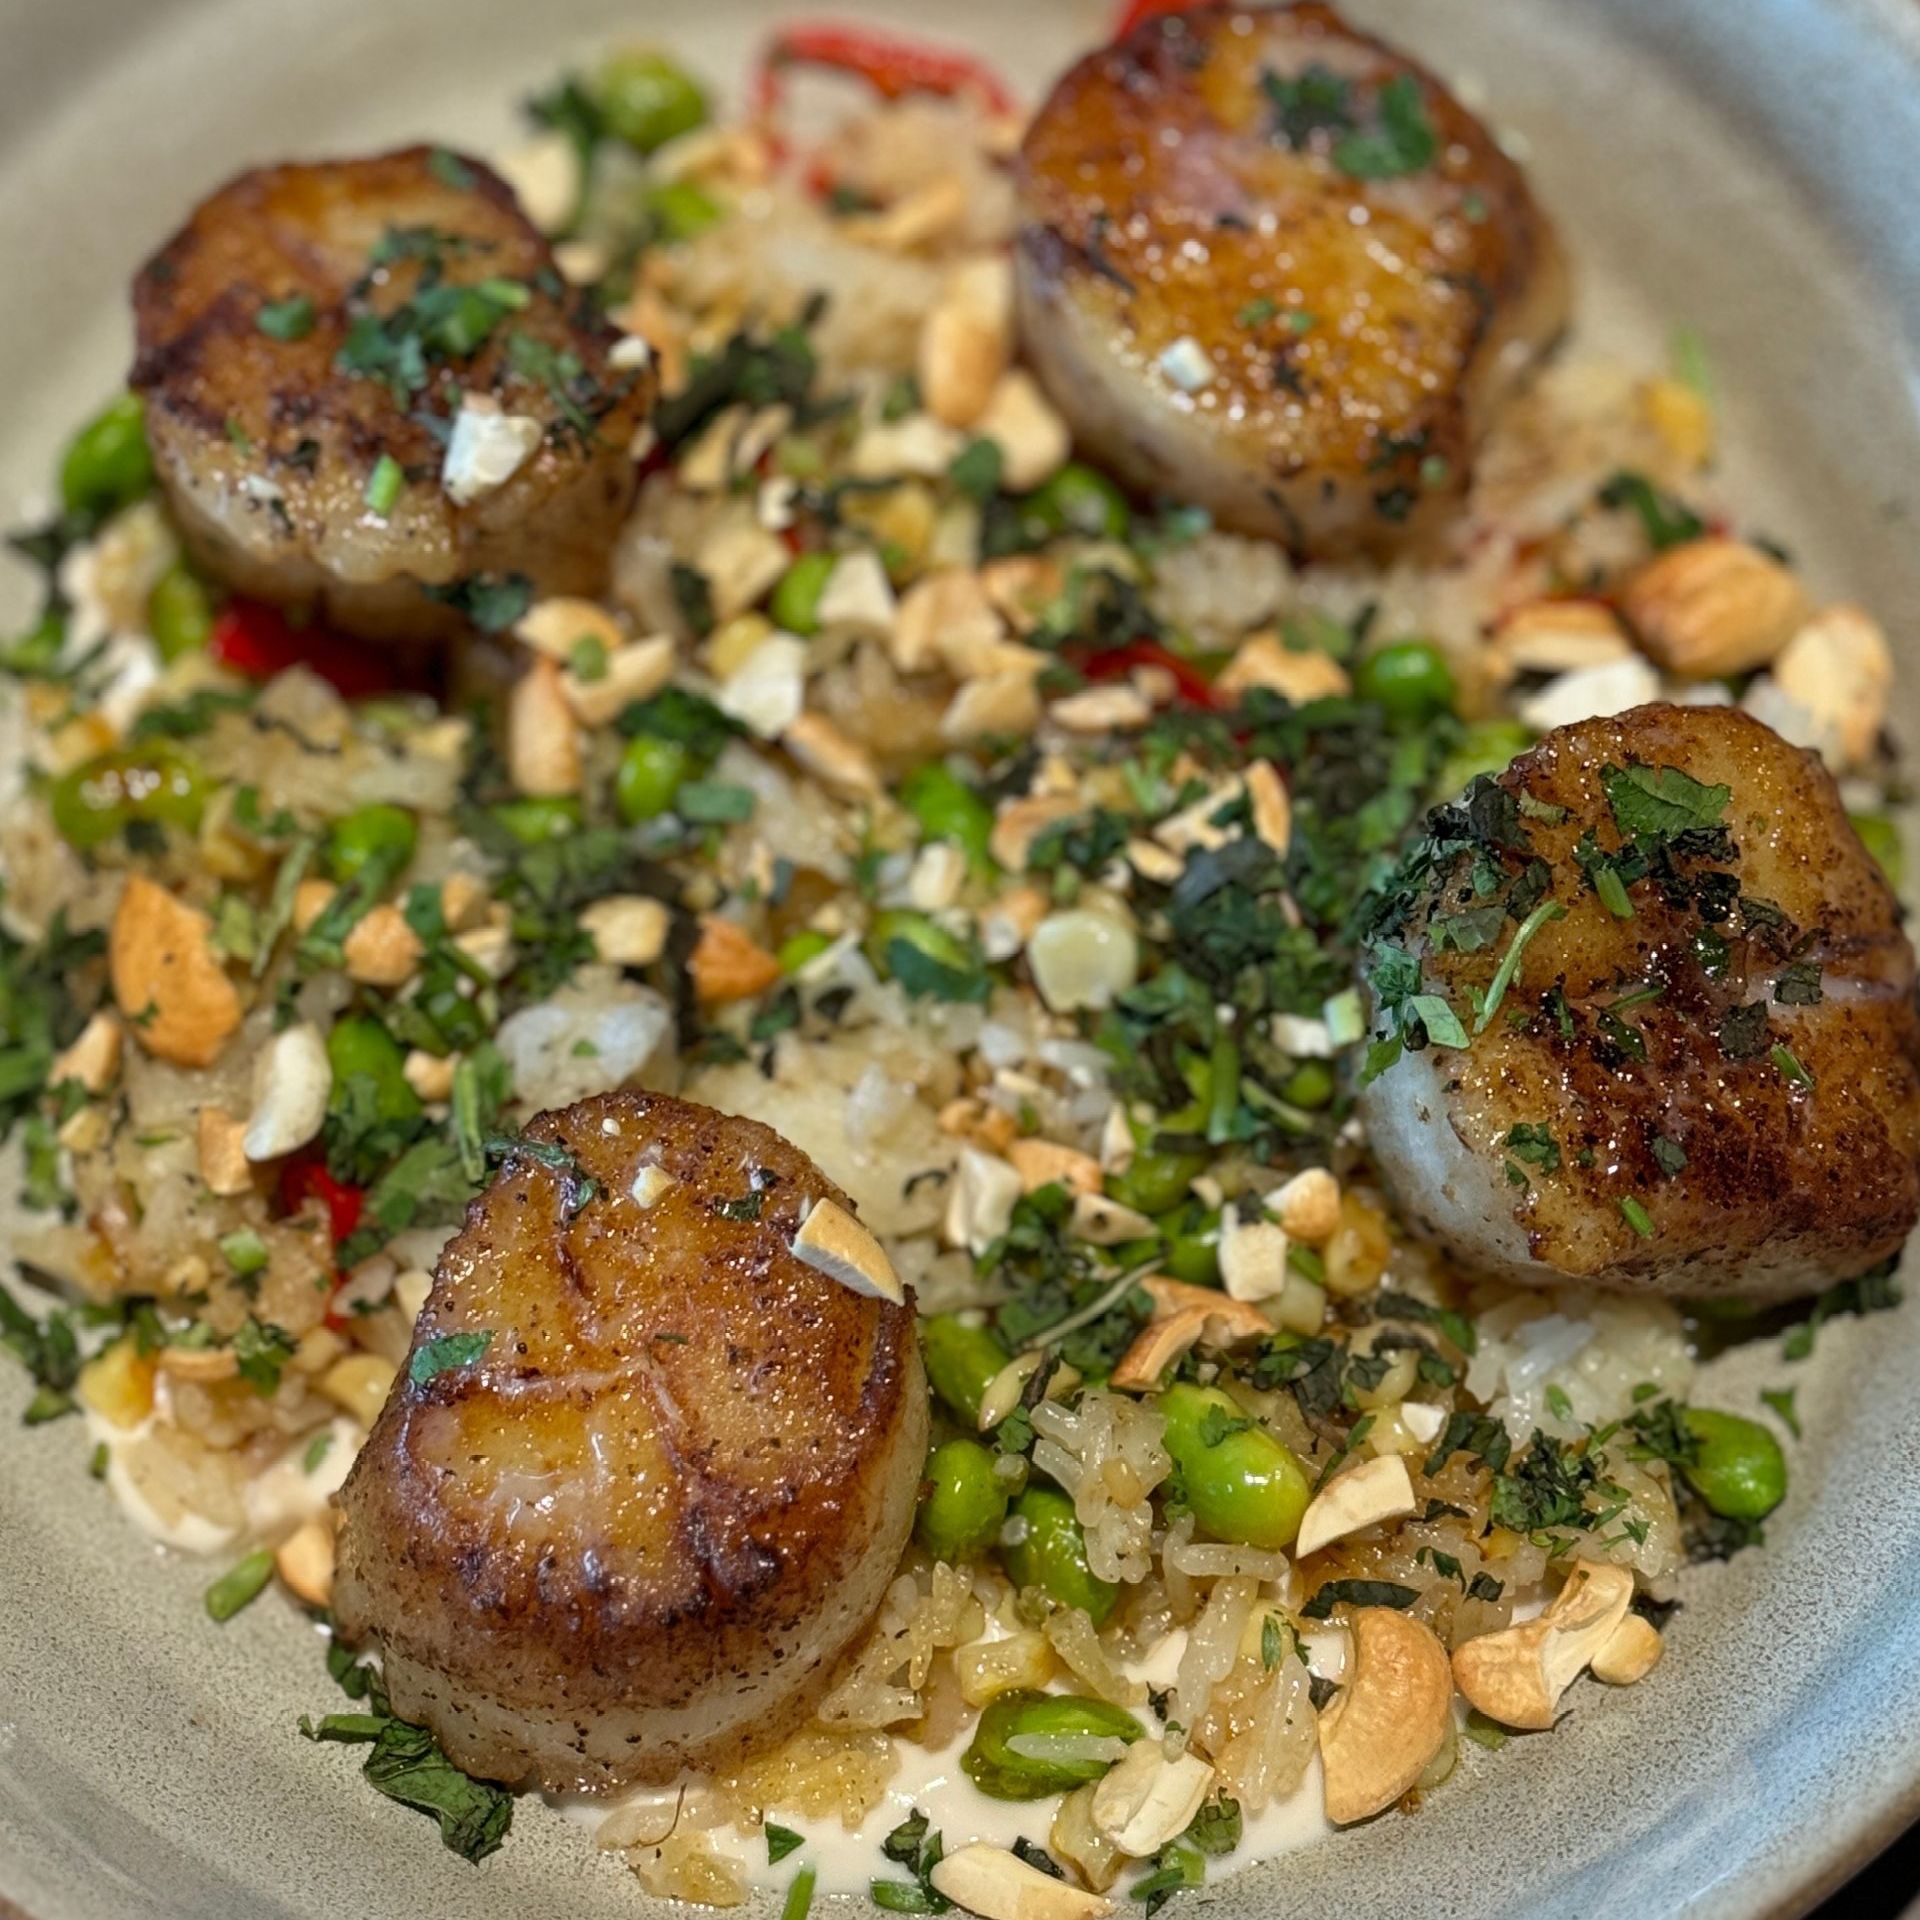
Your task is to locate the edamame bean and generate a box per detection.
[1680,1408,1787,1521]
[1280,1060,1337,1111]
[962,1689,1143,1800]
[899,762,996,876]
[60,393,154,520]
[1159,1206,1221,1287]
[1107,1145,1208,1217]
[325,804,418,886]
[921,1315,1011,1426]
[1158,1381,1311,1551]
[1022,462,1129,541]
[490,795,582,846]
[48,745,207,851]
[147,563,214,662]
[647,180,722,243]
[777,929,834,974]
[593,50,708,153]
[1002,1485,1119,1625]
[916,1437,1009,1561]
[616,734,693,823]
[326,1017,421,1129]
[769,552,836,636]
[1355,638,1456,724]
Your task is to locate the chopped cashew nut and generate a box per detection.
[1495,598,1633,675]
[197,1108,253,1195]
[946,1147,1024,1254]
[1070,1190,1156,1246]
[1451,1558,1636,1730]
[688,918,781,1004]
[110,876,242,1068]
[506,655,582,795]
[1243,761,1292,855]
[991,794,1082,872]
[1219,1204,1289,1302]
[1621,537,1809,679]
[243,1023,333,1162]
[791,1198,906,1305]
[343,905,424,987]
[50,1011,123,1096]
[784,712,881,795]
[928,1843,1112,1920]
[977,370,1072,492]
[1589,1612,1664,1687]
[1006,1138,1102,1196]
[1217,633,1352,703]
[1111,1288,1268,1391]
[1090,1740,1215,1857]
[1760,601,1893,769]
[275,1516,336,1608]
[580,895,672,967]
[403,1050,457,1103]
[158,1345,239,1383]
[1294,1454,1418,1558]
[1317,1608,1454,1825]
[977,1350,1047,1432]
[629,1164,678,1209]
[1272,1167,1342,1242]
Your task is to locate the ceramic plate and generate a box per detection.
[4,1,1920,1915]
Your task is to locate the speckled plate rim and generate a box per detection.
[3,2,1920,1918]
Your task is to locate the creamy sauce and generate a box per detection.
[557,1625,1334,1898]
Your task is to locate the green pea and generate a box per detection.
[1159,1209,1221,1287]
[594,49,709,154]
[922,1315,1010,1426]
[916,1437,1010,1561]
[326,1016,421,1128]
[1158,1381,1311,1551]
[1107,1146,1208,1217]
[1850,812,1904,892]
[648,180,723,242]
[490,795,582,846]
[1435,718,1532,798]
[1022,461,1129,541]
[60,393,155,521]
[900,761,997,877]
[777,929,835,974]
[1355,638,1457,724]
[325,804,418,886]
[869,908,976,980]
[48,745,207,851]
[146,563,214,662]
[1002,1486,1119,1625]
[962,1689,1143,1800]
[616,734,693,823]
[1280,1060,1337,1111]
[1680,1408,1787,1521]
[769,552,837,637]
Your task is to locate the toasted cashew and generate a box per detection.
[1317,1608,1454,1825]
[275,1516,337,1609]
[1006,1138,1102,1197]
[688,917,781,1004]
[51,1011,123,1096]
[1451,1558,1636,1730]
[1294,1454,1418,1558]
[1589,1612,1664,1687]
[110,876,242,1069]
[197,1108,254,1196]
[792,1198,905,1305]
[929,1843,1111,1920]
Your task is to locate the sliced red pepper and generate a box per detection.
[1112,0,1215,36]
[209,600,401,701]
[280,1153,366,1248]
[754,22,1018,120]
[1079,638,1223,711]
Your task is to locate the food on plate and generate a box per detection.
[1359,702,1920,1301]
[0,2,1911,1913]
[1015,2,1567,558]
[131,147,652,642]
[335,1092,926,1788]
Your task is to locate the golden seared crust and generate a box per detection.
[1361,704,1920,1301]
[131,147,651,641]
[333,1092,927,1790]
[1014,2,1566,557]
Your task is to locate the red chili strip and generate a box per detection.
[209,600,401,701]
[753,22,1018,120]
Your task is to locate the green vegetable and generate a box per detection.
[1158,1382,1310,1551]
[409,1329,493,1386]
[48,744,207,850]
[921,1315,1010,1425]
[1002,1485,1118,1624]
[1434,720,1531,799]
[146,563,214,662]
[916,1436,1010,1561]
[615,733,694,822]
[647,179,723,242]
[1279,1061,1336,1110]
[1850,812,1904,891]
[326,1017,422,1131]
[593,49,708,153]
[1106,1128,1209,1216]
[205,1549,274,1622]
[765,1823,804,1865]
[1022,462,1129,540]
[780,1867,817,1920]
[900,761,997,876]
[256,295,317,342]
[364,452,404,516]
[1160,1214,1222,1288]
[1680,1408,1787,1521]
[325,804,418,886]
[770,551,837,636]
[60,393,154,520]
[870,910,978,986]
[777,929,835,973]
[489,795,582,845]
[961,1689,1142,1800]
[1354,639,1456,723]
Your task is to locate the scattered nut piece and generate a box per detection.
[158,1345,240,1383]
[110,876,243,1069]
[943,667,1042,743]
[1760,602,1892,769]
[991,795,1082,873]
[1243,761,1292,855]
[275,1516,336,1609]
[718,632,809,740]
[1494,598,1633,676]
[1090,1740,1215,1858]
[817,550,898,637]
[1007,1138,1102,1197]
[1152,778,1242,856]
[403,1050,458,1103]
[909,842,968,913]
[1317,1608,1454,1825]
[847,173,971,252]
[580,895,672,968]
[1451,1558,1636,1730]
[1070,1190,1157,1247]
[977,1350,1047,1432]
[946,1146,1024,1254]
[243,1023,333,1163]
[506,654,582,795]
[513,595,626,662]
[1295,1454,1418,1558]
[1589,1612,1664,1687]
[51,1011,123,1096]
[928,1843,1112,1920]
[1218,633,1351,703]
[1621,536,1809,679]
[698,521,790,623]
[1272,1167,1342,1243]
[319,1352,397,1428]
[688,917,781,1004]
[920,258,1015,429]
[627,1163,678,1209]
[792,1197,905,1305]
[197,1108,254,1196]
[343,905,423,988]
[893,569,1005,674]
[291,877,337,935]
[1051,684,1152,734]
[784,711,881,795]
[1218,1204,1288,1303]
[977,370,1071,492]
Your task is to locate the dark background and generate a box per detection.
[1816,1825,1919,1917]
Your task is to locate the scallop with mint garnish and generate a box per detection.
[1357,702,1920,1302]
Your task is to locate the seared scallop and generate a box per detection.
[1014,2,1566,557]
[1358,703,1920,1302]
[131,146,651,642]
[332,1092,927,1790]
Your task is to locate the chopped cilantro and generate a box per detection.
[256,295,317,342]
